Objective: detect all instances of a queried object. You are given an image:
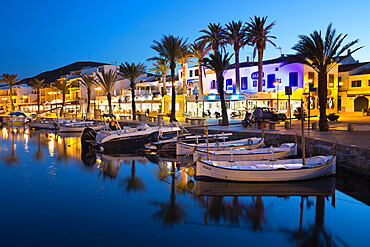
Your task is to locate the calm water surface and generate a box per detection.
[0,127,369,247]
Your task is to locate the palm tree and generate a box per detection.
[53,79,75,117]
[0,73,20,111]
[245,196,266,231]
[196,23,226,54]
[120,160,145,193]
[189,41,211,95]
[95,69,119,115]
[150,163,187,226]
[204,52,233,126]
[178,50,192,95]
[289,23,362,131]
[149,35,188,121]
[30,79,44,113]
[79,74,96,117]
[118,62,147,120]
[148,59,170,96]
[224,21,247,93]
[245,16,276,92]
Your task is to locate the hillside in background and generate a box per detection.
[20,61,109,85]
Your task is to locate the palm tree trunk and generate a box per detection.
[37,90,40,113]
[198,61,203,95]
[162,74,166,96]
[318,72,329,131]
[218,75,229,126]
[170,63,176,121]
[258,48,264,92]
[107,92,112,115]
[87,90,91,115]
[9,86,14,111]
[235,48,240,93]
[60,93,65,117]
[131,83,136,120]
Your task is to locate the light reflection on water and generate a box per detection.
[0,126,369,247]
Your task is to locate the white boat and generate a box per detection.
[59,121,106,132]
[193,142,297,161]
[195,154,336,182]
[6,112,28,126]
[30,119,58,129]
[81,115,180,154]
[177,136,264,156]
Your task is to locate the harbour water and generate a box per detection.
[0,127,369,246]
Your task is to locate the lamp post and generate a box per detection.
[273,79,282,111]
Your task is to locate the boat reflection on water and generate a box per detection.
[189,177,343,246]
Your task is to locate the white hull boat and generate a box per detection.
[196,155,336,182]
[178,137,264,156]
[193,143,296,161]
[59,121,106,132]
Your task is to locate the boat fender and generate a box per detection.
[187,180,195,190]
[187,167,195,177]
[248,138,253,149]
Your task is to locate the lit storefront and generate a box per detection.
[185,94,247,117]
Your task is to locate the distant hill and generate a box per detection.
[20,61,109,85]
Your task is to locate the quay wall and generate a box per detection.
[188,127,370,178]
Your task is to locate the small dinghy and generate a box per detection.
[195,145,337,182]
[176,133,264,155]
[59,121,105,132]
[193,142,296,161]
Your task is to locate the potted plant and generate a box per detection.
[327,113,340,121]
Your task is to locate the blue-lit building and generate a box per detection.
[181,55,339,118]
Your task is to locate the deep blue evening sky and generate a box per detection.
[1,0,369,79]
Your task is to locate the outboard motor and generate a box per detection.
[81,127,97,152]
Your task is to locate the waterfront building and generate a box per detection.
[181,55,340,118]
[338,62,370,112]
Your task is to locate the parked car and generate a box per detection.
[254,107,287,121]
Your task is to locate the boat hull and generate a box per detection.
[60,124,105,132]
[193,143,296,161]
[196,156,336,182]
[100,131,159,154]
[177,137,264,156]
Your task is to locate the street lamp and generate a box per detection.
[95,86,102,110]
[273,79,282,111]
[307,79,313,131]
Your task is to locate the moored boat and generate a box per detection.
[178,136,265,156]
[195,153,336,182]
[59,121,105,132]
[193,142,296,161]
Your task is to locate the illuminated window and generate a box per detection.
[267,74,275,88]
[226,79,232,86]
[289,72,298,86]
[241,77,248,90]
[210,80,216,89]
[351,80,361,87]
[195,70,199,76]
